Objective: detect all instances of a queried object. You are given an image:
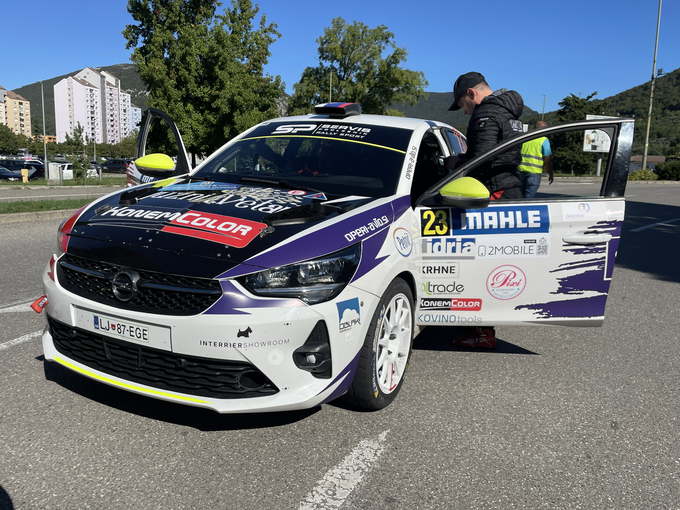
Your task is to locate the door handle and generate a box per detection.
[562,232,612,245]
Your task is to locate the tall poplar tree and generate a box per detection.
[289,18,428,116]
[123,0,284,158]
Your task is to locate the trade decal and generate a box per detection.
[422,237,475,259]
[393,228,413,257]
[337,298,361,332]
[420,281,464,296]
[476,235,550,258]
[486,265,526,300]
[161,212,267,248]
[419,298,482,311]
[417,313,482,324]
[420,205,549,237]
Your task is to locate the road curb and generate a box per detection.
[0,209,80,225]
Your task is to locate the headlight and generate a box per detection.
[238,244,361,304]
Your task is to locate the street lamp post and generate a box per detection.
[642,0,663,171]
[542,95,546,121]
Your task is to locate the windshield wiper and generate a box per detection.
[239,177,322,194]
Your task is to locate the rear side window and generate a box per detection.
[444,129,468,156]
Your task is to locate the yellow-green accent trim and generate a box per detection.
[238,135,406,154]
[55,356,211,404]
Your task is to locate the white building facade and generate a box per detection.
[54,67,137,145]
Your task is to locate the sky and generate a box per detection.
[2,0,679,114]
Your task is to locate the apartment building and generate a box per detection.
[54,67,141,145]
[0,87,6,126]
[54,76,102,144]
[0,86,32,136]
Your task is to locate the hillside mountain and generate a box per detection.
[522,67,680,155]
[12,64,680,155]
[390,92,538,133]
[13,64,147,136]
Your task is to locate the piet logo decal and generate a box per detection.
[337,298,361,332]
[393,228,413,257]
[161,211,266,248]
[487,265,526,300]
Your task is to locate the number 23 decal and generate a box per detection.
[421,209,450,236]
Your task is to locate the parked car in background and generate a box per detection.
[0,166,24,181]
[0,159,45,180]
[101,159,131,173]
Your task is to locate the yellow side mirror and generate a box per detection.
[440,177,490,209]
[135,154,176,178]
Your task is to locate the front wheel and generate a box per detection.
[343,278,414,410]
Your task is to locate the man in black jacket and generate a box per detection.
[448,72,524,200]
[448,72,524,349]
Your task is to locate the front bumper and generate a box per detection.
[41,262,378,413]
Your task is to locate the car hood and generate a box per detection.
[65,178,408,279]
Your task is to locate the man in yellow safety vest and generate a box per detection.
[519,121,554,198]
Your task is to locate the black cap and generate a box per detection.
[448,72,486,111]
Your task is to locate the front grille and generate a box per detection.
[57,254,222,316]
[48,316,279,399]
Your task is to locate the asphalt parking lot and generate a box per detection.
[1,181,679,509]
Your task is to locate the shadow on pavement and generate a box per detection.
[617,200,680,283]
[0,485,13,510]
[41,359,319,430]
[413,326,538,355]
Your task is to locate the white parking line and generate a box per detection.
[299,430,389,510]
[0,302,33,314]
[0,330,42,352]
[631,218,680,232]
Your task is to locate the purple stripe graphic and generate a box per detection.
[204,280,305,315]
[219,196,411,279]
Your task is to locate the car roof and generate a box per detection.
[278,112,451,131]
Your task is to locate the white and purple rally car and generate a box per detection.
[39,103,634,413]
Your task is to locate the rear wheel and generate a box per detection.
[344,278,414,410]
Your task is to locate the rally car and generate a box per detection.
[38,104,634,413]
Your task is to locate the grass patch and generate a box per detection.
[0,176,126,186]
[0,198,94,215]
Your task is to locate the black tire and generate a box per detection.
[343,278,414,410]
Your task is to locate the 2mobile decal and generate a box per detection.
[161,211,266,248]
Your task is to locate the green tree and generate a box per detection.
[64,123,88,178]
[551,92,610,175]
[0,124,20,155]
[124,0,283,162]
[288,17,428,115]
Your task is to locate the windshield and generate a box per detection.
[193,122,411,198]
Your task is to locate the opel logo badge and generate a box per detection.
[111,270,140,302]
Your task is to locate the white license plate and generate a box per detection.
[94,314,149,343]
[74,307,171,350]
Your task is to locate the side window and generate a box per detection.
[458,125,619,201]
[444,128,467,156]
[411,134,448,205]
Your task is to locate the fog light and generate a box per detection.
[293,321,332,379]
